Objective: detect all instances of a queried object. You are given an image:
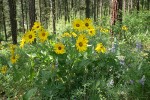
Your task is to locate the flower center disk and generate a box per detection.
[29,35,32,39]
[79,42,83,47]
[76,24,80,27]
[58,46,62,50]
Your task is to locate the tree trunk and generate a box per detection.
[136,0,140,13]
[100,0,103,18]
[71,0,73,9]
[118,0,123,39]
[141,0,144,10]
[1,0,7,41]
[20,0,25,33]
[43,0,48,28]
[128,0,133,13]
[96,0,100,19]
[8,0,17,44]
[110,0,118,28]
[57,0,61,20]
[117,0,123,23]
[110,0,123,40]
[123,0,126,14]
[93,0,97,21]
[51,0,56,34]
[25,0,29,30]
[64,0,69,23]
[147,0,150,10]
[29,0,36,29]
[85,0,90,18]
[37,0,42,22]
[130,0,133,12]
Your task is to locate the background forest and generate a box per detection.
[0,0,150,100]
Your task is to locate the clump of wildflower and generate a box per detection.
[1,65,7,74]
[83,18,93,29]
[76,34,88,52]
[72,19,85,31]
[95,43,106,53]
[24,30,36,44]
[62,32,71,38]
[9,44,17,55]
[20,35,26,48]
[54,43,66,54]
[38,28,49,42]
[100,27,109,33]
[10,54,19,64]
[122,25,128,31]
[136,41,142,51]
[31,21,42,31]
[139,75,145,86]
[117,55,125,65]
[88,28,96,36]
[71,32,77,37]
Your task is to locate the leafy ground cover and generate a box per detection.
[0,11,150,100]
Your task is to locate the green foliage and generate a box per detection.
[0,11,150,99]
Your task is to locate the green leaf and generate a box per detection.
[23,87,37,100]
[78,59,91,67]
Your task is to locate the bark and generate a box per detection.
[85,0,90,18]
[20,0,25,33]
[51,0,56,34]
[147,0,150,10]
[110,0,118,27]
[8,0,17,44]
[57,0,61,20]
[71,0,73,9]
[96,0,100,19]
[123,0,126,14]
[100,0,103,18]
[43,0,48,28]
[64,0,69,23]
[110,0,123,39]
[29,0,36,29]
[128,0,133,12]
[117,0,123,23]
[136,0,140,13]
[130,0,133,11]
[38,0,42,22]
[25,0,29,30]
[1,0,7,41]
[141,0,144,9]
[93,0,97,21]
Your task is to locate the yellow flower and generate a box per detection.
[9,44,16,55]
[72,19,84,31]
[62,32,71,37]
[122,25,128,31]
[88,25,95,30]
[32,21,41,31]
[71,32,77,37]
[10,54,19,64]
[54,43,66,54]
[38,28,49,42]
[88,28,96,36]
[83,18,92,28]
[100,28,109,33]
[24,30,36,43]
[1,66,7,74]
[95,43,106,53]
[78,34,88,43]
[20,35,26,48]
[104,29,109,33]
[76,36,88,52]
